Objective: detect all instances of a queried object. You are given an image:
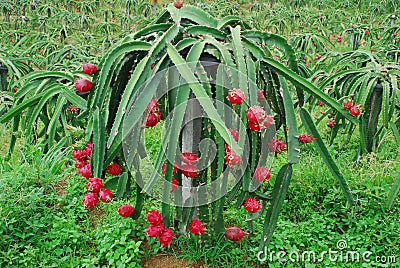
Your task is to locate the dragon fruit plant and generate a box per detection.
[83,4,356,252]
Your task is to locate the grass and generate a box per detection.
[0,120,399,267]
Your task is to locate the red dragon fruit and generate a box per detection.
[181,165,199,178]
[268,138,286,154]
[227,88,245,105]
[180,152,199,165]
[145,110,162,128]
[159,228,173,247]
[85,178,103,193]
[106,163,122,176]
[99,188,113,203]
[147,210,163,225]
[82,63,98,75]
[78,164,91,179]
[298,134,316,144]
[146,223,165,237]
[189,219,205,236]
[174,0,183,9]
[229,129,239,142]
[349,104,361,117]
[343,99,353,111]
[243,197,261,213]
[118,204,135,217]
[327,119,336,128]
[82,193,98,209]
[253,167,271,183]
[74,79,93,93]
[225,227,245,242]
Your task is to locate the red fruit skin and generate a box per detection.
[225,227,245,242]
[171,178,179,193]
[74,160,87,169]
[145,111,162,127]
[224,150,241,166]
[327,119,336,128]
[268,138,286,154]
[146,223,165,237]
[349,105,361,117]
[243,197,261,213]
[227,88,245,105]
[106,163,122,176]
[82,193,98,209]
[248,121,261,132]
[82,63,98,75]
[147,98,159,112]
[180,152,199,165]
[79,164,91,179]
[229,129,239,142]
[161,161,178,175]
[72,150,85,161]
[317,100,325,107]
[189,219,205,236]
[86,178,104,193]
[147,210,163,225]
[343,100,353,111]
[298,134,316,144]
[181,164,199,178]
[174,0,183,9]
[253,167,271,183]
[262,115,274,128]
[159,228,173,247]
[74,79,93,93]
[246,106,266,124]
[118,204,135,217]
[257,90,266,102]
[99,188,113,203]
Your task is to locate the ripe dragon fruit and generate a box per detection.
[180,152,199,165]
[82,63,98,75]
[146,223,165,237]
[298,134,316,144]
[253,167,271,183]
[82,192,98,209]
[189,219,205,236]
[225,227,245,242]
[243,197,261,213]
[268,138,286,154]
[106,163,122,176]
[85,177,103,193]
[227,88,245,105]
[74,79,93,93]
[147,210,163,225]
[118,204,135,217]
[159,228,173,247]
[181,164,199,178]
[99,188,113,203]
[349,104,361,117]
